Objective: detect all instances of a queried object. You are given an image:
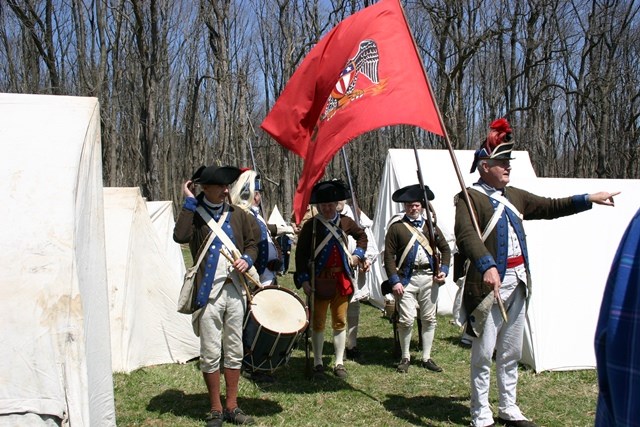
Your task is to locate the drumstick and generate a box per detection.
[220,250,256,306]
[220,249,262,289]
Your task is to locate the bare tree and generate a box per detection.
[7,0,64,93]
[2,0,640,216]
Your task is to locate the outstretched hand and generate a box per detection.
[589,191,620,207]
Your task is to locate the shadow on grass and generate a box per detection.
[147,389,284,420]
[384,393,469,426]
[146,389,208,420]
[246,354,374,395]
[355,336,396,361]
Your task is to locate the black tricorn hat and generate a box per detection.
[392,183,435,203]
[193,165,241,185]
[309,179,351,204]
[190,165,206,181]
[470,118,515,173]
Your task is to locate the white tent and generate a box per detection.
[371,148,640,372]
[520,177,640,371]
[368,149,539,313]
[0,94,116,426]
[103,188,199,373]
[267,205,287,226]
[147,200,188,282]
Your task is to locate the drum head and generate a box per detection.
[250,287,308,334]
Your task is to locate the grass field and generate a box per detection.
[113,262,598,427]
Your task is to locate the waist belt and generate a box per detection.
[506,255,524,268]
[324,266,344,273]
[413,263,431,270]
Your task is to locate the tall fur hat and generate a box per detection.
[470,118,515,173]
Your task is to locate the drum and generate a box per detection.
[242,286,309,372]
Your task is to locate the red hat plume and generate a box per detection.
[485,118,512,152]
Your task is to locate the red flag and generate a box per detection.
[260,0,444,223]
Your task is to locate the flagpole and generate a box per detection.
[398,0,506,321]
[397,0,481,237]
[246,113,266,218]
[340,147,362,228]
[411,140,440,278]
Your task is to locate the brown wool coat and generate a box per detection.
[295,214,367,280]
[454,185,586,332]
[173,200,259,292]
[383,218,451,282]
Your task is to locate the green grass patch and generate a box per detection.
[114,259,597,426]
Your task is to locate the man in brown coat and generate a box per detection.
[295,179,368,379]
[384,183,451,373]
[455,118,619,427]
[173,165,259,427]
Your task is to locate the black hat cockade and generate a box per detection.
[309,179,351,204]
[193,165,242,185]
[470,118,515,173]
[392,183,435,205]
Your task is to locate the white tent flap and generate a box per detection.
[104,188,199,373]
[371,149,640,372]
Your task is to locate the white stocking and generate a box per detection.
[346,302,360,349]
[312,330,324,367]
[398,324,412,360]
[333,329,346,365]
[421,324,436,361]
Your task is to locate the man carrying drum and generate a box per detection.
[295,179,368,380]
[229,167,295,383]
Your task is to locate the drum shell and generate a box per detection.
[243,286,309,372]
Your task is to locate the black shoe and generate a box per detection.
[333,364,348,379]
[313,364,326,380]
[345,346,361,360]
[205,410,223,427]
[223,407,255,425]
[460,337,473,348]
[496,417,537,427]
[421,358,443,372]
[243,369,276,383]
[396,358,410,373]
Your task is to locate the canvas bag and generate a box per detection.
[177,229,218,314]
